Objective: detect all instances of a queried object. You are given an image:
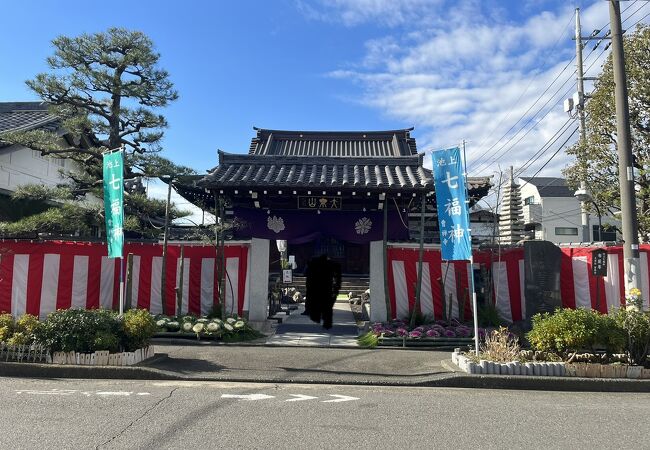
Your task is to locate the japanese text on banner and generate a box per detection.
[103,150,124,258]
[432,147,472,260]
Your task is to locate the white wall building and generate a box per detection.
[518,177,619,244]
[0,102,78,195]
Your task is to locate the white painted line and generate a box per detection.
[16,389,78,396]
[321,395,359,403]
[221,394,275,401]
[285,394,318,402]
[96,392,133,396]
[136,392,151,396]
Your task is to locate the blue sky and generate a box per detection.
[2,0,649,220]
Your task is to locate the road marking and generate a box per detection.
[221,394,276,401]
[15,390,150,397]
[285,394,319,402]
[96,391,134,396]
[321,395,359,403]
[16,389,78,396]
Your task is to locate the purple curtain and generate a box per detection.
[232,208,409,244]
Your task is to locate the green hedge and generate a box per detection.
[527,308,625,357]
[34,308,157,353]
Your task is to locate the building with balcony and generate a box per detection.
[518,177,619,243]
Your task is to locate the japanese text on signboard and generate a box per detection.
[298,196,342,210]
[432,147,471,261]
[103,150,124,258]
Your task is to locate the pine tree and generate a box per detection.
[0,28,195,237]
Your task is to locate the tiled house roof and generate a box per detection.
[200,128,491,196]
[248,128,418,157]
[0,102,58,134]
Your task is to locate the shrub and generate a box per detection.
[7,332,29,346]
[0,326,11,342]
[35,309,121,353]
[0,313,14,332]
[121,309,157,351]
[527,308,625,358]
[615,308,650,366]
[93,330,121,353]
[479,327,521,362]
[15,314,41,337]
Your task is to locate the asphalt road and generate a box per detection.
[0,377,648,449]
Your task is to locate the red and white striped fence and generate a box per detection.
[0,241,250,319]
[386,244,650,322]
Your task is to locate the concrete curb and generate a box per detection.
[2,355,649,392]
[0,354,183,381]
[437,359,650,392]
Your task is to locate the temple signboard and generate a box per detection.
[298,196,342,210]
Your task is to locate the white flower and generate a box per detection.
[166,321,180,331]
[197,318,209,323]
[182,322,194,332]
[213,318,223,324]
[234,321,245,329]
[224,323,234,332]
[207,322,221,332]
[192,323,205,333]
[355,217,372,235]
[226,318,236,324]
[156,319,167,327]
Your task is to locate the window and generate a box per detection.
[593,225,617,242]
[524,196,536,205]
[555,227,578,236]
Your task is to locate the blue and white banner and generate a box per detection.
[432,147,472,261]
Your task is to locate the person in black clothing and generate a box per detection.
[305,254,342,329]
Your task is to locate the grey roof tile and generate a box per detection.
[248,127,418,157]
[519,177,574,197]
[0,102,58,133]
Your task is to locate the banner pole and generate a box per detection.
[462,140,480,356]
[119,256,124,315]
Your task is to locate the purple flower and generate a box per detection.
[409,330,422,339]
[382,329,394,337]
[426,329,440,338]
[443,329,456,338]
[396,327,408,337]
[414,326,425,333]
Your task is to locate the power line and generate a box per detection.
[473,11,576,153]
[470,4,643,176]
[519,127,580,189]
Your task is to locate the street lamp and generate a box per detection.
[574,189,603,242]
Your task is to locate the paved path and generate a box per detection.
[265,301,360,347]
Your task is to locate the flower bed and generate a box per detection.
[453,350,650,379]
[358,319,483,348]
[154,314,264,342]
[0,309,158,365]
[452,299,650,379]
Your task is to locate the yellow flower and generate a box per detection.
[628,288,642,297]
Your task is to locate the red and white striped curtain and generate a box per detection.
[0,241,250,319]
[386,245,650,322]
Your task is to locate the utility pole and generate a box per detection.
[160,176,173,315]
[575,8,590,243]
[609,0,641,295]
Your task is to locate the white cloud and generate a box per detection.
[319,1,649,179]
